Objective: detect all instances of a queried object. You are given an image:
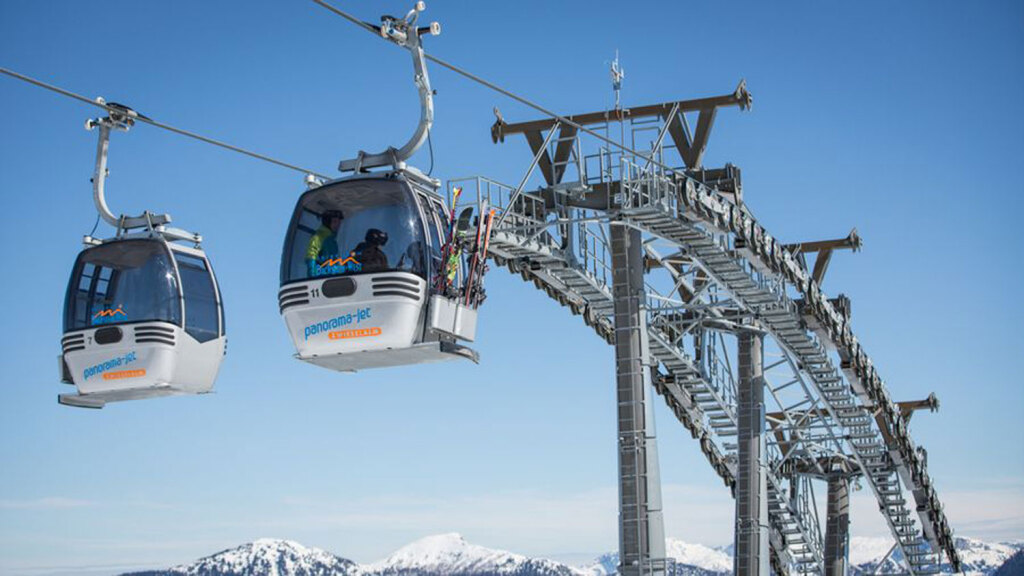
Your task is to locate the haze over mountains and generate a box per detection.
[122,533,1024,576]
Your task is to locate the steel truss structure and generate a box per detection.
[450,83,960,575]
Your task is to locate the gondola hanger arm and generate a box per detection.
[86,101,172,232]
[333,1,441,174]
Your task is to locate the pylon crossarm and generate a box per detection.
[491,82,752,142]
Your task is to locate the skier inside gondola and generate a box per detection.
[305,209,344,276]
[353,228,389,272]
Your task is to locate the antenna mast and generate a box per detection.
[610,50,625,110]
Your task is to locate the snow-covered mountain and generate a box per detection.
[365,533,581,576]
[850,536,1024,575]
[664,539,732,574]
[124,538,357,576]
[993,550,1024,575]
[122,534,1024,576]
[948,538,1024,575]
[584,538,731,576]
[581,552,616,576]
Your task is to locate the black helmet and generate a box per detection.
[365,228,388,246]
[321,209,344,227]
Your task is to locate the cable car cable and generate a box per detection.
[311,0,718,231]
[0,66,330,180]
[311,0,684,180]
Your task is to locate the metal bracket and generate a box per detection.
[305,173,325,189]
[784,229,862,285]
[897,393,940,423]
[339,1,441,173]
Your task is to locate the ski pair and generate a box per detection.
[463,207,495,308]
[435,186,463,295]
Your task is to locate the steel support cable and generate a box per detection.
[311,0,690,181]
[0,67,329,180]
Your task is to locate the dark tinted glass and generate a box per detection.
[281,178,427,284]
[174,251,221,343]
[64,240,182,332]
[418,194,446,279]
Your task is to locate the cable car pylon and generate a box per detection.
[472,80,961,573]
[59,106,226,409]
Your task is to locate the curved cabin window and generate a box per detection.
[281,178,427,285]
[417,193,447,280]
[64,240,182,332]
[174,251,221,343]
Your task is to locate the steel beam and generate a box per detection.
[735,330,770,576]
[666,107,717,169]
[491,81,751,141]
[783,230,862,255]
[524,130,557,187]
[825,475,851,576]
[611,222,667,576]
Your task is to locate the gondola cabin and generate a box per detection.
[59,235,225,408]
[279,169,479,372]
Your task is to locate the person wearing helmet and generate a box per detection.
[354,228,390,272]
[305,209,344,277]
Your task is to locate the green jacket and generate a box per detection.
[306,225,339,263]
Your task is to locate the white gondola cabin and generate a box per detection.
[279,169,479,372]
[60,235,225,408]
[277,2,486,372]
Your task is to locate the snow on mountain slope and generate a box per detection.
[993,550,1024,576]
[578,552,617,576]
[125,538,357,576]
[121,533,1024,576]
[664,538,732,573]
[366,533,582,576]
[850,536,1024,575]
[849,537,899,566]
[581,538,730,576]
[953,538,1024,575]
[590,535,1024,576]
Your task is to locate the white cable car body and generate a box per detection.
[278,3,482,372]
[57,106,226,408]
[279,169,478,371]
[60,236,226,408]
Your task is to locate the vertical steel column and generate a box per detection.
[825,475,851,576]
[611,222,666,576]
[735,330,769,576]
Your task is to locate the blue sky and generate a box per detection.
[1,0,1022,574]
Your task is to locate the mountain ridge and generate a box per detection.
[122,533,1024,576]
